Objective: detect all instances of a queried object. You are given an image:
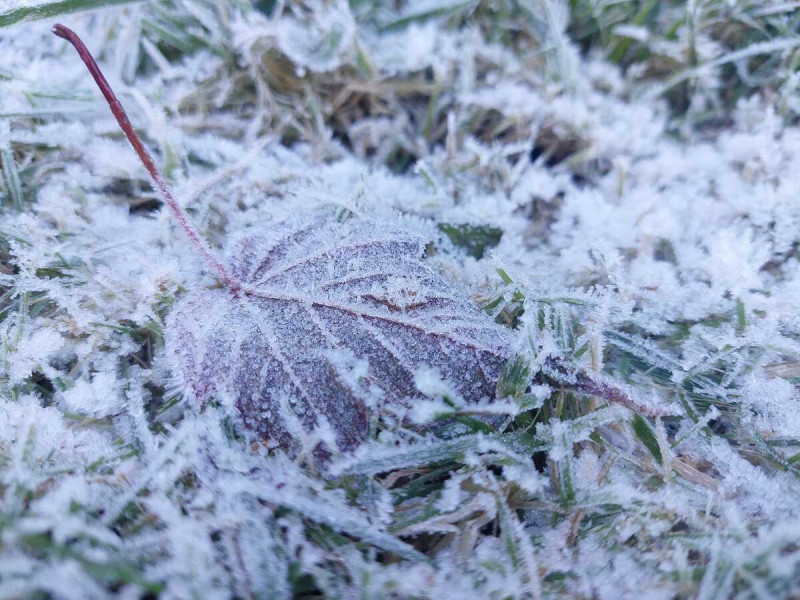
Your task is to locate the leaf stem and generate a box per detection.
[52,23,241,293]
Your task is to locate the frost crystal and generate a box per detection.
[4,1,800,597]
[168,211,511,454]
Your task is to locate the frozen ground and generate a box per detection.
[2,1,800,598]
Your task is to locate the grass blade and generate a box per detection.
[0,146,23,211]
[0,0,146,28]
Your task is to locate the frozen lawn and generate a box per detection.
[2,1,800,598]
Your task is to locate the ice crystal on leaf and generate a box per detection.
[167,210,512,454]
[49,22,513,458]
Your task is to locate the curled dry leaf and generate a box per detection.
[167,212,512,452]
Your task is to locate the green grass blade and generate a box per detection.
[648,36,800,98]
[332,431,545,477]
[631,413,663,464]
[0,0,147,28]
[0,147,23,210]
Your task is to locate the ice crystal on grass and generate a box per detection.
[3,0,800,598]
[275,0,356,73]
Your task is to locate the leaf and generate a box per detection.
[166,211,513,454]
[438,223,503,259]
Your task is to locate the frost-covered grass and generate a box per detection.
[2,1,800,598]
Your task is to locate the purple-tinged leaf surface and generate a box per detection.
[166,212,513,453]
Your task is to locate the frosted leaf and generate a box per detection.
[166,211,512,454]
[414,366,465,404]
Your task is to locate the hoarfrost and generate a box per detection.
[2,0,800,598]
